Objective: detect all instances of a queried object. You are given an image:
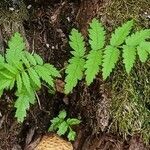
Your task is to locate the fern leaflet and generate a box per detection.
[85,50,102,85]
[110,20,133,47]
[69,29,85,57]
[35,65,54,87]
[88,18,105,50]
[21,71,31,94]
[24,51,37,66]
[6,32,25,64]
[43,64,61,77]
[21,54,31,68]
[125,29,150,46]
[0,55,4,63]
[16,74,22,94]
[102,46,120,80]
[123,45,136,73]
[65,57,85,94]
[0,79,12,91]
[33,53,44,65]
[15,88,36,122]
[28,67,41,88]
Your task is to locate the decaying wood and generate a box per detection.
[76,0,105,36]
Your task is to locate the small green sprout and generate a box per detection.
[48,110,81,141]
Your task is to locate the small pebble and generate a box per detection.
[27,5,32,9]
[46,43,50,48]
[51,46,55,49]
[66,16,71,22]
[9,7,15,11]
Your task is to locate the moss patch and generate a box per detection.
[103,0,150,144]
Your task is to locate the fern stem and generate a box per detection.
[35,92,42,110]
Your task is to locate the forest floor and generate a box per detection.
[0,0,150,149]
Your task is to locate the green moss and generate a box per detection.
[103,0,150,144]
[104,0,150,28]
[109,61,150,144]
[0,1,28,24]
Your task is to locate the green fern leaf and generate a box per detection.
[102,46,120,80]
[88,18,105,50]
[15,86,36,122]
[110,20,134,46]
[16,74,22,94]
[27,88,36,104]
[6,32,25,64]
[9,79,15,90]
[28,67,41,88]
[35,65,54,87]
[24,51,37,66]
[69,29,85,57]
[0,70,14,79]
[65,57,85,94]
[1,63,18,75]
[43,63,61,77]
[0,79,12,91]
[0,90,3,97]
[13,61,24,71]
[0,55,4,63]
[15,93,30,122]
[123,45,136,73]
[137,41,150,62]
[21,54,30,68]
[125,29,150,46]
[137,46,148,63]
[21,71,31,94]
[139,41,150,53]
[85,50,102,85]
[33,53,44,65]
[57,121,68,136]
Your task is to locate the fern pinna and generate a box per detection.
[65,19,150,94]
[65,29,85,94]
[0,32,60,122]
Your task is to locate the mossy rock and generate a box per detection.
[102,0,150,144]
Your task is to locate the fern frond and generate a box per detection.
[137,47,148,63]
[16,74,22,94]
[13,61,24,71]
[125,29,150,46]
[139,41,150,53]
[21,71,31,94]
[43,63,61,77]
[15,92,30,122]
[0,79,12,91]
[35,65,54,87]
[0,69,14,79]
[65,57,85,94]
[102,46,120,80]
[1,63,18,75]
[85,50,102,85]
[88,18,105,50]
[21,54,30,68]
[6,32,25,64]
[69,29,85,57]
[0,55,4,63]
[15,86,36,122]
[24,51,37,66]
[137,41,150,62]
[33,53,44,65]
[9,79,15,90]
[28,67,41,88]
[110,20,134,47]
[123,45,136,73]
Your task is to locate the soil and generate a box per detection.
[0,0,150,150]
